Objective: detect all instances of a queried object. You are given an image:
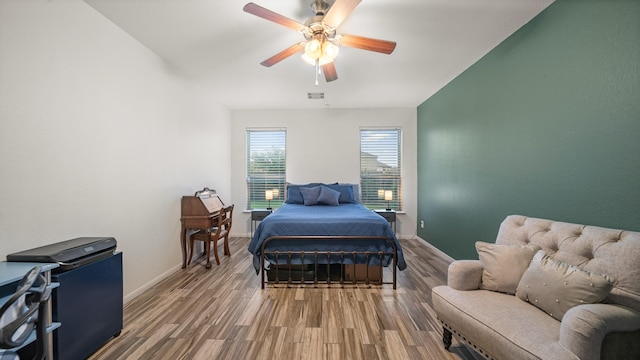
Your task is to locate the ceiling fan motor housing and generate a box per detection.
[310,0,332,16]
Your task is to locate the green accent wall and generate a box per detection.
[416,0,640,260]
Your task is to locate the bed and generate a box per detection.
[247,183,407,288]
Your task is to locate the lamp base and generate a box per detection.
[385,208,392,211]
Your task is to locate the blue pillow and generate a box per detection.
[300,186,322,206]
[285,183,325,204]
[285,186,304,204]
[318,186,341,206]
[327,184,355,203]
[338,183,361,203]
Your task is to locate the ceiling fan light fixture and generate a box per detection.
[302,38,338,65]
[304,39,323,59]
[301,53,333,66]
[321,41,339,61]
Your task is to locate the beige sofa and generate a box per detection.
[432,215,640,360]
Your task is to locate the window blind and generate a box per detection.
[360,128,402,210]
[246,129,286,210]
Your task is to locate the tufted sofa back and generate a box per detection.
[496,215,640,312]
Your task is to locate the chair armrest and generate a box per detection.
[447,260,483,290]
[560,303,640,360]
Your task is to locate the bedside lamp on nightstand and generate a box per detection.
[384,190,393,211]
[265,190,273,210]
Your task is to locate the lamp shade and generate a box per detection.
[384,190,393,201]
[265,190,273,200]
[304,39,322,59]
[321,41,339,62]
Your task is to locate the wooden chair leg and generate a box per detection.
[212,237,220,265]
[223,234,231,257]
[205,238,212,269]
[188,236,195,265]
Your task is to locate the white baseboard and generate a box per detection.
[123,263,182,304]
[414,236,455,263]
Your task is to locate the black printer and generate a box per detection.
[6,237,116,272]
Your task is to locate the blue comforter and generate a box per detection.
[247,203,407,273]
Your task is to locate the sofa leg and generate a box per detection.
[443,327,452,350]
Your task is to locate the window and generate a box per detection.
[246,129,286,210]
[360,128,402,210]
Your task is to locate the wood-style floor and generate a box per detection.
[89,237,482,360]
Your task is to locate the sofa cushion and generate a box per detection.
[432,286,578,360]
[476,241,540,294]
[516,250,616,321]
[495,215,640,312]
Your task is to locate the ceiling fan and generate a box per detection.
[243,0,396,84]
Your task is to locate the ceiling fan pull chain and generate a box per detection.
[315,58,319,86]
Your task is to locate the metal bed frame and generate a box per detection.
[260,236,397,289]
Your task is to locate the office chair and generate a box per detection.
[0,266,51,360]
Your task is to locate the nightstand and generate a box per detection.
[251,209,272,237]
[374,209,396,233]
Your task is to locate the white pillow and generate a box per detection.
[516,250,616,321]
[475,241,540,294]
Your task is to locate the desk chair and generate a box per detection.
[188,204,234,269]
[0,267,50,360]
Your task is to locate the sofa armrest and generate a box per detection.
[560,303,640,360]
[447,260,483,290]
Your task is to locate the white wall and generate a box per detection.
[0,0,231,301]
[230,108,417,238]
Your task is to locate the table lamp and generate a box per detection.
[265,190,273,210]
[384,190,393,211]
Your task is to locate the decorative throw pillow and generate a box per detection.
[300,186,322,206]
[285,185,304,204]
[317,186,341,206]
[338,183,361,203]
[327,184,355,203]
[285,183,324,204]
[516,250,616,321]
[475,241,541,294]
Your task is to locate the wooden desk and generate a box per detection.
[180,188,224,268]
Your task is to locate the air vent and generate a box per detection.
[308,92,325,100]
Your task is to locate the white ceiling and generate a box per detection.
[84,0,554,110]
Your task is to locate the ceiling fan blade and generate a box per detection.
[322,62,338,82]
[243,2,308,32]
[260,42,305,67]
[338,34,396,54]
[322,0,362,29]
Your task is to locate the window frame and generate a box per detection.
[246,128,286,210]
[359,127,403,211]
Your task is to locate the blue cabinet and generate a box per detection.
[52,251,123,360]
